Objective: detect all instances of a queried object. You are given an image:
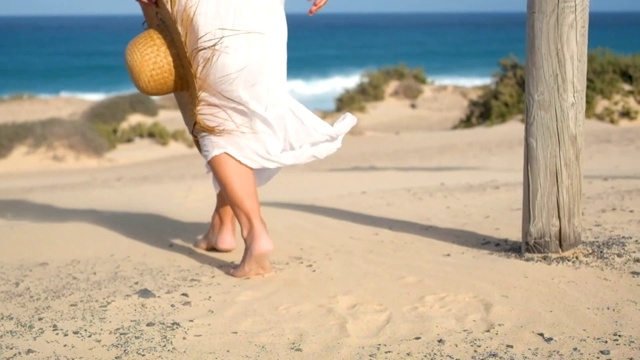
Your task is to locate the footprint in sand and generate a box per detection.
[324,295,392,339]
[397,275,423,286]
[404,293,493,332]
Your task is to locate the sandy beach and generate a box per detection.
[0,88,639,359]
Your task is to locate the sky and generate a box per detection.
[0,0,639,16]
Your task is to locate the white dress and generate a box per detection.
[173,0,357,191]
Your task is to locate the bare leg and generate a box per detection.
[208,153,273,278]
[194,190,237,252]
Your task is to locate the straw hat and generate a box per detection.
[125,0,219,148]
[125,1,189,96]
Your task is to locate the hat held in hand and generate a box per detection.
[125,27,187,96]
[123,0,220,147]
[124,1,192,96]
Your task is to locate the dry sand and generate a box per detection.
[0,89,639,359]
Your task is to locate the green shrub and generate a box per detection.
[456,56,525,128]
[0,93,37,103]
[0,90,202,159]
[0,119,110,159]
[335,82,372,113]
[378,63,429,84]
[595,101,639,124]
[586,49,640,116]
[456,49,640,128]
[0,92,196,159]
[81,93,158,126]
[392,78,424,100]
[80,93,159,150]
[619,103,639,120]
[596,106,618,124]
[170,129,196,148]
[117,122,195,148]
[0,122,32,158]
[335,63,428,112]
[0,118,195,159]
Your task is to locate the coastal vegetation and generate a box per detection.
[81,93,192,150]
[335,63,428,112]
[455,48,640,128]
[0,93,193,159]
[0,119,108,158]
[2,50,638,160]
[0,93,37,103]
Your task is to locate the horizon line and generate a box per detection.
[1,10,639,17]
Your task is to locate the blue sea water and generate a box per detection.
[1,13,639,110]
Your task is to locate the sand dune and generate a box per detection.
[0,97,93,124]
[0,90,638,359]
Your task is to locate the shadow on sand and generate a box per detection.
[0,199,232,271]
[263,201,520,252]
[0,198,521,267]
[327,166,480,173]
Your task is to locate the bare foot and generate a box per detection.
[194,231,236,252]
[194,213,236,252]
[230,231,274,278]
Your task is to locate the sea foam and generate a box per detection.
[3,73,492,111]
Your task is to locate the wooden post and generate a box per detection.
[522,0,590,253]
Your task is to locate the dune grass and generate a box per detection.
[335,63,429,113]
[0,118,109,158]
[0,93,194,159]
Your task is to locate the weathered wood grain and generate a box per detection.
[522,0,590,253]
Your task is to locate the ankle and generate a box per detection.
[240,218,269,242]
[212,211,235,228]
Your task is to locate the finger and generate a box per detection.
[310,0,327,14]
[137,0,157,6]
[310,0,327,11]
[308,0,328,15]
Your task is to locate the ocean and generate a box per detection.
[1,13,639,111]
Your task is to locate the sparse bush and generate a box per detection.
[118,122,166,145]
[335,90,367,113]
[586,49,640,117]
[596,100,640,124]
[0,118,110,159]
[0,93,194,159]
[117,122,195,148]
[456,49,640,128]
[81,93,158,126]
[456,56,525,129]
[379,63,429,84]
[170,129,196,148]
[335,63,428,112]
[0,93,37,103]
[596,106,618,124]
[80,93,160,150]
[619,103,639,120]
[32,119,110,155]
[0,122,32,158]
[392,78,425,101]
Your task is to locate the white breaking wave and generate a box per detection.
[287,73,362,96]
[4,73,493,111]
[53,91,123,101]
[286,72,362,110]
[8,89,140,102]
[55,90,137,101]
[285,72,493,110]
[430,76,493,87]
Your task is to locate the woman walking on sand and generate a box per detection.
[135,0,357,278]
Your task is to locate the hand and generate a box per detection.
[137,0,157,7]
[137,0,158,27]
[308,0,328,16]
